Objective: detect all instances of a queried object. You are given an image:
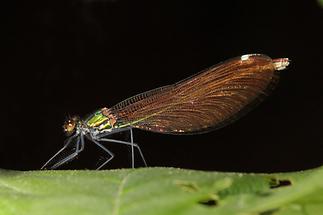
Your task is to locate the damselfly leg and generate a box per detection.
[41,134,84,169]
[98,128,147,168]
[90,139,114,170]
[41,127,146,170]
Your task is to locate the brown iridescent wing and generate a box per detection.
[109,54,289,134]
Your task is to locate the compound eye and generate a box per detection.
[68,121,75,130]
[63,119,76,135]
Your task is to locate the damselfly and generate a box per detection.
[41,54,289,170]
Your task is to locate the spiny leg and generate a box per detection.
[130,128,134,168]
[98,129,147,167]
[50,135,85,169]
[79,134,85,152]
[91,139,114,170]
[98,138,147,167]
[41,134,80,170]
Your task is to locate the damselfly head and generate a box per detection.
[63,116,80,136]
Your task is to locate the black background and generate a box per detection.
[6,0,323,172]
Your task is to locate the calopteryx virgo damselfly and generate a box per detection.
[41,54,290,170]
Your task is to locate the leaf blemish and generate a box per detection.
[259,208,280,215]
[198,196,218,207]
[256,191,271,197]
[269,178,292,189]
[174,180,199,192]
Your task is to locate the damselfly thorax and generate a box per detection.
[41,54,290,170]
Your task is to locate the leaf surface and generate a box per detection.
[0,166,322,215]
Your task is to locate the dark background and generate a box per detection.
[6,0,323,172]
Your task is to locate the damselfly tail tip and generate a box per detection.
[273,58,290,71]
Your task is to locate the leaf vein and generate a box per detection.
[112,172,132,215]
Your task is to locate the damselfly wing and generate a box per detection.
[109,54,289,133]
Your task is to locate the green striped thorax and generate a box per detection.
[86,108,117,131]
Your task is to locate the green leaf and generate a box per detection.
[0,166,323,215]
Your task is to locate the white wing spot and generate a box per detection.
[241,54,250,61]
